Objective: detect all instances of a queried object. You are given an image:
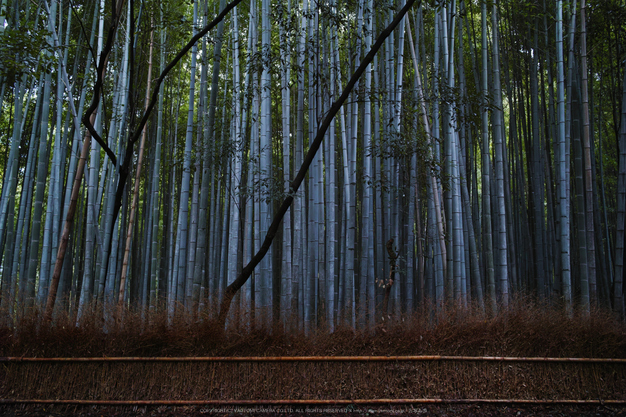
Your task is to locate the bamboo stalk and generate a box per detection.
[117,23,154,320]
[217,0,422,329]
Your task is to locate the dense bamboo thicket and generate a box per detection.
[0,0,625,332]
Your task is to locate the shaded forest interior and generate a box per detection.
[0,0,626,331]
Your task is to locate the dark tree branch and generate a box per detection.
[81,0,127,166]
[99,0,248,305]
[128,0,248,147]
[44,0,126,323]
[68,0,98,72]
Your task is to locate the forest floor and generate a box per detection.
[1,300,626,416]
[3,299,626,358]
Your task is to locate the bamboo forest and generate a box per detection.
[0,0,625,333]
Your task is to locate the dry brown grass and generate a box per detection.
[1,299,626,404]
[1,297,625,358]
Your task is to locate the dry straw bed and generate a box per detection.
[1,299,626,405]
[1,359,626,402]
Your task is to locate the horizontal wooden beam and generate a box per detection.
[2,355,625,363]
[1,398,626,406]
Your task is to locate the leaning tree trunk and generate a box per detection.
[44,0,125,323]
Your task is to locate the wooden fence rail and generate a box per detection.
[2,355,626,363]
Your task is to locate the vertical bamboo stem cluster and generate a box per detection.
[0,0,622,330]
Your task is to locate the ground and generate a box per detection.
[1,404,626,416]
